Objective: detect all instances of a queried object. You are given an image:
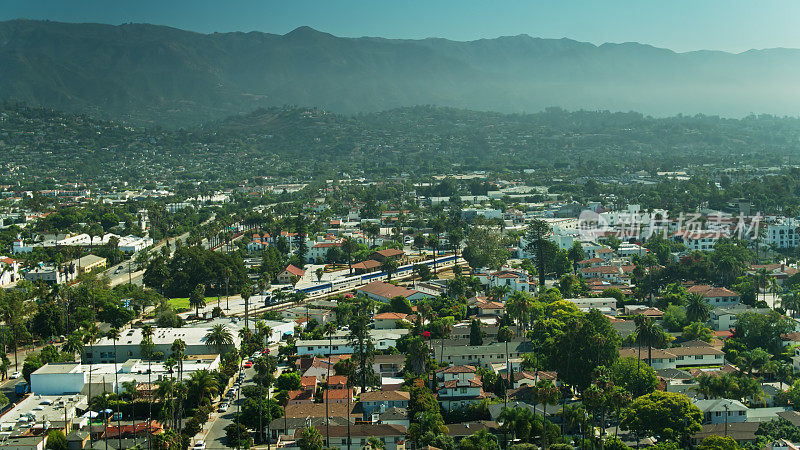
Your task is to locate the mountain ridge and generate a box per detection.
[2,19,800,127]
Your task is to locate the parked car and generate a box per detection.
[10,372,21,379]
[217,403,229,413]
[193,441,206,450]
[243,361,253,368]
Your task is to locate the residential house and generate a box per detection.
[473,266,536,295]
[567,297,617,315]
[619,341,725,370]
[688,285,741,306]
[693,398,748,425]
[473,300,505,317]
[0,257,20,287]
[710,306,770,331]
[360,390,411,417]
[373,312,410,330]
[435,365,488,411]
[372,355,405,378]
[439,340,532,368]
[307,241,342,263]
[692,422,759,447]
[282,307,333,325]
[294,424,407,450]
[674,231,729,251]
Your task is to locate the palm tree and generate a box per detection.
[106,327,123,450]
[189,284,207,319]
[140,324,155,448]
[323,322,336,446]
[82,325,98,447]
[685,293,711,323]
[342,237,358,275]
[186,370,218,408]
[170,339,186,430]
[534,379,560,450]
[756,268,770,302]
[204,324,234,355]
[506,291,533,331]
[634,315,662,367]
[241,285,252,330]
[781,290,800,317]
[62,330,84,357]
[499,407,534,444]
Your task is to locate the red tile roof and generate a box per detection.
[282,264,306,277]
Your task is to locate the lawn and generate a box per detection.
[168,297,219,310]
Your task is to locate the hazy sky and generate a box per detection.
[4,0,800,53]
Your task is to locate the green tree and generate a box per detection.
[524,219,553,288]
[224,423,253,449]
[682,322,713,343]
[620,391,702,444]
[189,284,206,318]
[469,319,484,346]
[45,430,67,450]
[204,324,234,355]
[298,426,324,450]
[696,435,742,450]
[685,293,711,323]
[610,357,658,397]
[458,428,499,450]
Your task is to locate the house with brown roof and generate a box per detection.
[357,281,427,302]
[435,365,489,410]
[277,264,306,284]
[370,248,408,264]
[351,259,381,274]
[296,424,407,450]
[373,312,411,329]
[688,285,741,306]
[287,389,315,405]
[619,340,725,370]
[360,390,411,417]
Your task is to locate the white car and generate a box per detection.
[10,372,21,379]
[193,441,206,450]
[217,403,229,412]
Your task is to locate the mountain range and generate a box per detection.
[2,19,800,126]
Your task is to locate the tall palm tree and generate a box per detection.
[323,322,336,446]
[781,291,800,317]
[534,379,560,450]
[83,325,98,447]
[186,370,219,408]
[685,293,711,323]
[634,315,662,367]
[140,324,155,448]
[106,327,122,450]
[756,268,770,302]
[241,285,252,330]
[170,339,186,430]
[204,324,234,355]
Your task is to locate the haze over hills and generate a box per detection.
[2,19,800,126]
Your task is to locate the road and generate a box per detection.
[199,350,284,449]
[103,214,218,287]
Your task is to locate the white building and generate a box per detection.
[765,219,800,249]
[567,297,618,315]
[31,356,220,396]
[474,266,536,296]
[693,399,748,425]
[85,326,240,363]
[0,257,20,287]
